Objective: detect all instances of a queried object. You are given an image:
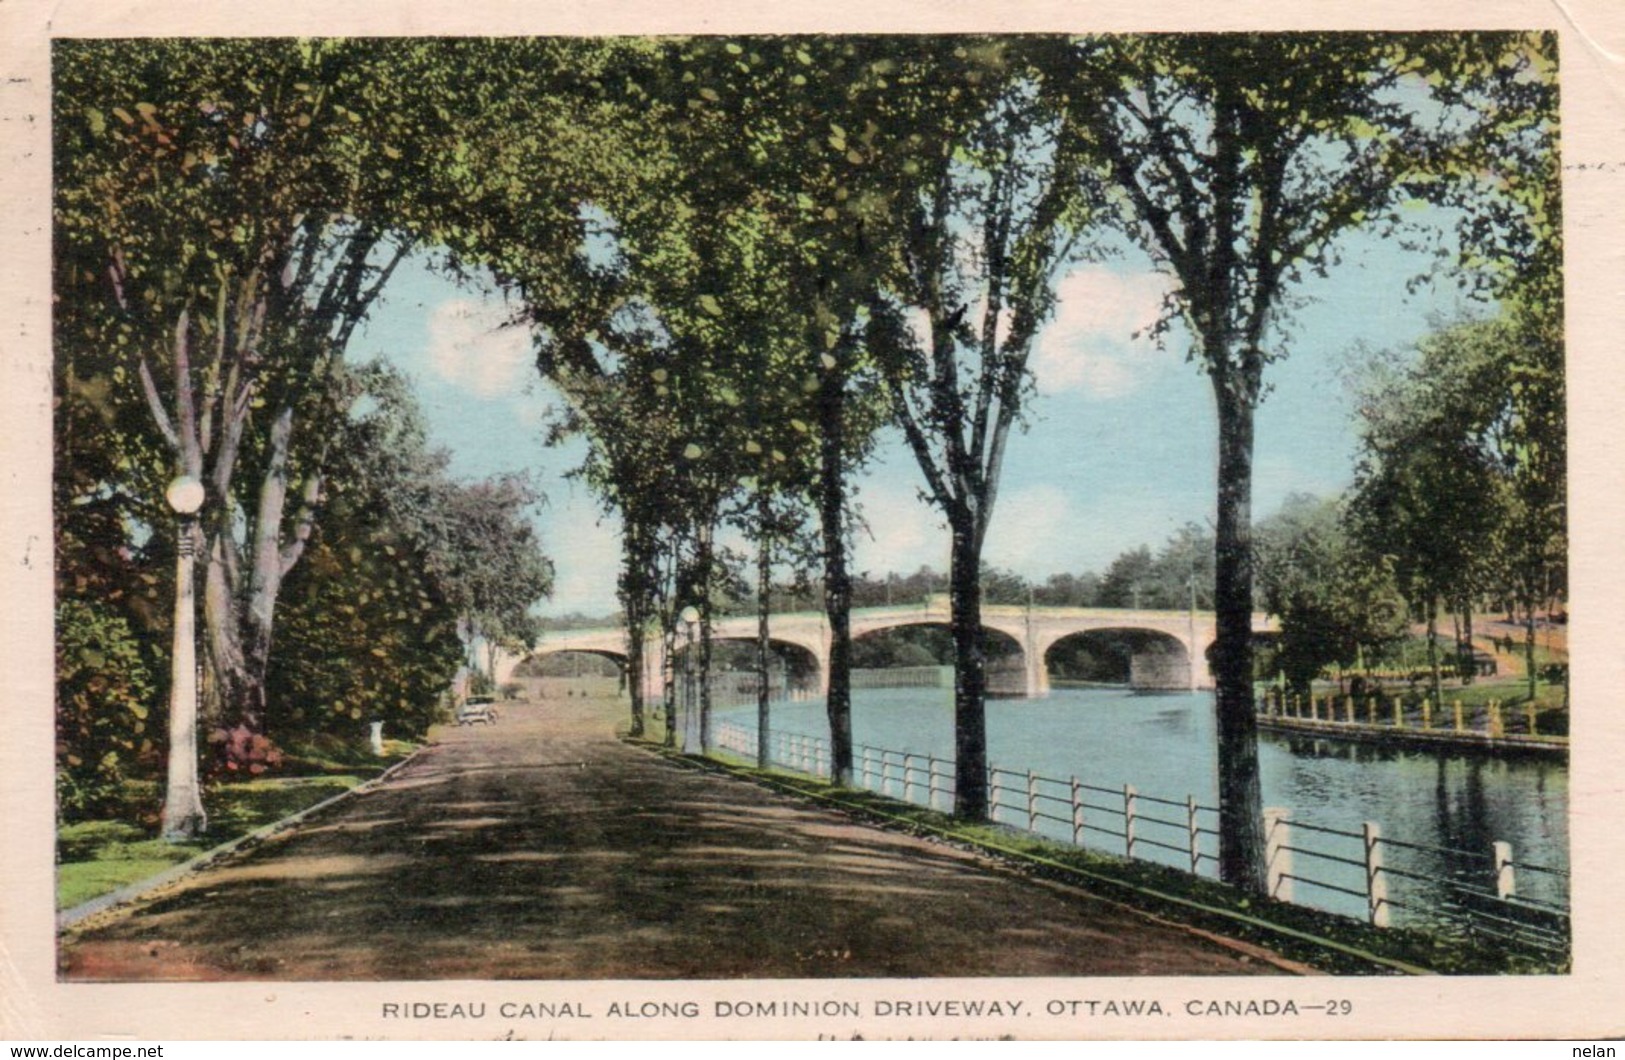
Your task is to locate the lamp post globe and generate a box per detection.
[165,475,205,515]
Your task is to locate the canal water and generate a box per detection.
[714,687,1570,927]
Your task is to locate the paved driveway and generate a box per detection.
[59,696,1296,980]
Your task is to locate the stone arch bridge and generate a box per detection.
[500,596,1276,699]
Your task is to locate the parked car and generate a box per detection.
[456,694,498,726]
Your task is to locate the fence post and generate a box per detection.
[1368,696,1379,725]
[1525,702,1538,736]
[904,753,916,804]
[1070,775,1084,846]
[990,767,1002,821]
[1123,784,1138,859]
[1309,696,1319,722]
[1454,700,1465,733]
[1494,841,1517,899]
[1027,771,1039,832]
[1263,808,1293,903]
[1489,700,1504,738]
[880,752,892,797]
[1392,697,1405,728]
[1363,821,1390,928]
[1421,697,1432,730]
[1344,695,1355,724]
[1187,795,1201,875]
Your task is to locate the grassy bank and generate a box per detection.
[668,738,1569,976]
[57,737,417,911]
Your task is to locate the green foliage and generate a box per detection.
[266,365,474,742]
[1348,309,1565,699]
[1254,494,1409,697]
[56,599,161,820]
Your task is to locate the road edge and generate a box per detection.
[55,745,430,934]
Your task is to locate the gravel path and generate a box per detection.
[59,695,1297,980]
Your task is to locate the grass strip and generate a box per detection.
[633,737,1564,976]
[57,748,424,930]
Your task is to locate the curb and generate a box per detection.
[56,746,428,933]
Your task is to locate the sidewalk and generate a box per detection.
[59,695,1297,980]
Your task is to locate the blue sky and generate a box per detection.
[351,217,1485,619]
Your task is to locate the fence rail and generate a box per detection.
[712,719,1569,959]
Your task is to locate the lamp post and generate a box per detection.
[161,475,207,841]
[680,605,699,754]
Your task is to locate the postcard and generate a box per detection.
[3,0,1622,1043]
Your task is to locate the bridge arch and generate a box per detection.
[1043,627,1193,691]
[850,620,1030,696]
[517,648,631,698]
[679,636,823,700]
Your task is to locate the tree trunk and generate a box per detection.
[619,527,647,738]
[1461,606,1475,686]
[1425,596,1443,712]
[818,365,855,786]
[695,523,715,753]
[1213,389,1268,894]
[239,406,300,733]
[755,489,773,769]
[625,616,645,738]
[661,617,678,748]
[949,515,989,820]
[202,535,246,729]
[1524,597,1539,702]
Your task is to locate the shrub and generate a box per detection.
[56,599,160,820]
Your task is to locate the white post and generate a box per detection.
[1070,776,1084,846]
[990,767,1002,821]
[1187,795,1201,875]
[1123,784,1138,859]
[160,509,207,841]
[1364,821,1390,927]
[1263,807,1293,903]
[369,721,385,756]
[1026,770,1039,832]
[1494,840,1517,900]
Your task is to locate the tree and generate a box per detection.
[1098,547,1156,609]
[54,38,464,834]
[1254,494,1407,700]
[424,474,554,685]
[872,39,1096,818]
[1051,31,1552,891]
[268,365,473,746]
[1349,312,1563,702]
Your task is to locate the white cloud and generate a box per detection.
[983,484,1080,578]
[1032,267,1175,399]
[853,484,948,576]
[425,296,535,399]
[538,501,623,618]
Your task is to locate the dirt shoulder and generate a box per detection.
[60,694,1299,981]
